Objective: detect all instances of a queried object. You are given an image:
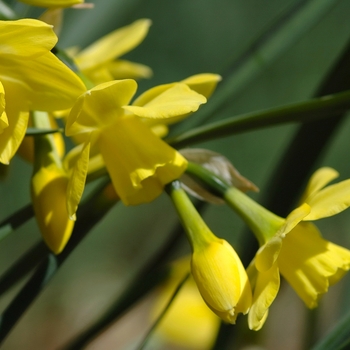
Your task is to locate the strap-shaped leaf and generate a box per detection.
[311,310,350,350]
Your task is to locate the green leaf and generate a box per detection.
[184,0,341,129]
[311,310,350,350]
[0,1,17,20]
[167,89,350,148]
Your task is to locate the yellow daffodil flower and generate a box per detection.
[152,257,220,350]
[31,111,74,254]
[73,19,152,85]
[18,0,84,7]
[0,19,86,164]
[167,181,252,324]
[65,79,206,214]
[223,167,350,330]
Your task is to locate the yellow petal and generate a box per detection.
[278,222,350,308]
[66,142,90,219]
[0,109,29,164]
[39,9,63,36]
[17,0,83,7]
[31,163,74,254]
[0,19,56,57]
[1,53,86,111]
[276,203,310,237]
[0,81,8,132]
[248,263,280,331]
[255,236,282,272]
[124,83,207,124]
[304,179,350,220]
[75,19,151,71]
[300,167,339,203]
[181,73,222,99]
[106,59,153,80]
[191,239,251,324]
[97,115,187,205]
[66,80,137,134]
[130,83,175,107]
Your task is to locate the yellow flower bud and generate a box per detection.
[31,163,74,254]
[191,238,252,324]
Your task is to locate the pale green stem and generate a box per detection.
[224,187,284,246]
[168,89,350,148]
[166,181,217,250]
[185,161,284,246]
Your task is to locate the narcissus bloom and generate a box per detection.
[65,79,206,214]
[31,112,75,254]
[73,19,152,85]
[18,0,84,7]
[0,19,85,164]
[224,167,350,330]
[167,181,252,323]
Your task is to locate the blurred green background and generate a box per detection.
[1,0,350,349]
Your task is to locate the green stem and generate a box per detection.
[165,181,216,249]
[185,162,229,196]
[167,89,350,148]
[224,187,284,245]
[185,162,283,245]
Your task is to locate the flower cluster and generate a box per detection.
[172,160,350,334]
[0,15,220,254]
[1,2,350,349]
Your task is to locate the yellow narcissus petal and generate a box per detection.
[300,167,339,203]
[303,179,350,220]
[0,111,8,133]
[66,80,137,134]
[0,19,56,57]
[97,115,188,205]
[181,74,222,99]
[106,59,153,80]
[75,19,151,71]
[66,142,90,220]
[39,8,64,36]
[1,52,86,111]
[191,238,251,324]
[84,60,153,85]
[0,82,8,132]
[276,203,311,237]
[248,263,280,331]
[130,83,175,107]
[31,163,74,254]
[18,0,83,7]
[278,222,350,308]
[255,237,282,272]
[123,83,207,124]
[0,109,29,164]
